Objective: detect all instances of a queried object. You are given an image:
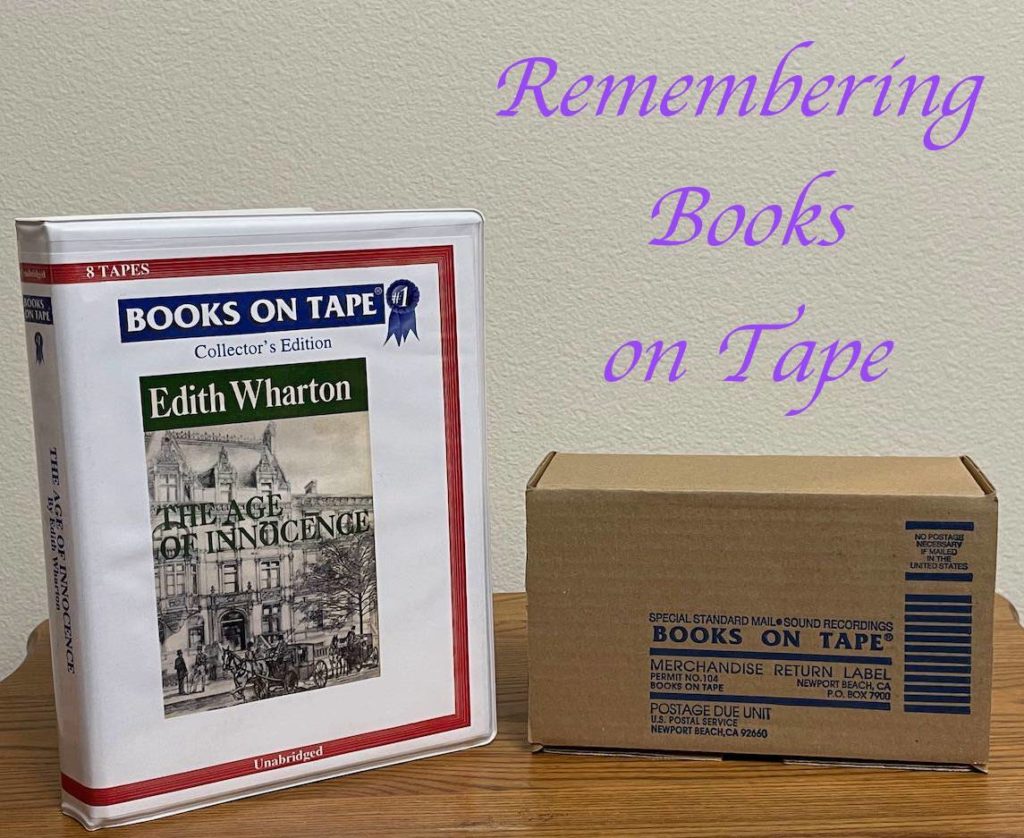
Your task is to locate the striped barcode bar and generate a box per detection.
[904,593,972,715]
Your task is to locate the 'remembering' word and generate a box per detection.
[604,305,894,416]
[651,170,853,247]
[496,42,983,151]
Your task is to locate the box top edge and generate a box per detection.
[530,452,990,498]
[526,451,558,491]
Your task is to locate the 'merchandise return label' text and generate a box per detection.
[140,358,369,431]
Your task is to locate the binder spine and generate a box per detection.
[18,237,88,788]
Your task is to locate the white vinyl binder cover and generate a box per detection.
[16,209,495,828]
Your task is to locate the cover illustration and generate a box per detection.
[145,359,379,717]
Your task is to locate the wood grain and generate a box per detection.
[3,593,1024,835]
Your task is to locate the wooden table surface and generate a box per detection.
[4,592,1024,835]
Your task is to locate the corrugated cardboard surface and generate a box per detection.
[527,453,997,768]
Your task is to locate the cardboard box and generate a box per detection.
[526,453,997,769]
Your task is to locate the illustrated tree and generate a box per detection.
[294,530,377,635]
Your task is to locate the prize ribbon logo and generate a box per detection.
[385,279,420,346]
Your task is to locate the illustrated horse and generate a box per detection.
[222,647,268,701]
[329,635,349,676]
[343,635,376,673]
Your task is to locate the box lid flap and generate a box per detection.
[532,453,990,498]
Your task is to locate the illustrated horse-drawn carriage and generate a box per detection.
[224,640,330,700]
[222,630,379,702]
[327,632,379,677]
[253,641,331,698]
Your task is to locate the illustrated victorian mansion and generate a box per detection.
[146,422,374,682]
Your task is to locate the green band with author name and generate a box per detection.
[140,357,368,431]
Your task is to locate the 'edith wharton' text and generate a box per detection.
[148,376,352,420]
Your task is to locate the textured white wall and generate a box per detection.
[0,2,1021,678]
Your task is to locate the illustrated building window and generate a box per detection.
[218,479,233,504]
[261,560,281,589]
[156,472,178,502]
[260,479,273,495]
[164,562,187,596]
[223,562,239,593]
[220,610,246,650]
[262,603,282,636]
[188,626,205,649]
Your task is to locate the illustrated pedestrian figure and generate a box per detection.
[330,634,342,675]
[192,648,208,693]
[174,650,188,696]
[272,636,288,666]
[344,626,358,673]
[208,642,220,681]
